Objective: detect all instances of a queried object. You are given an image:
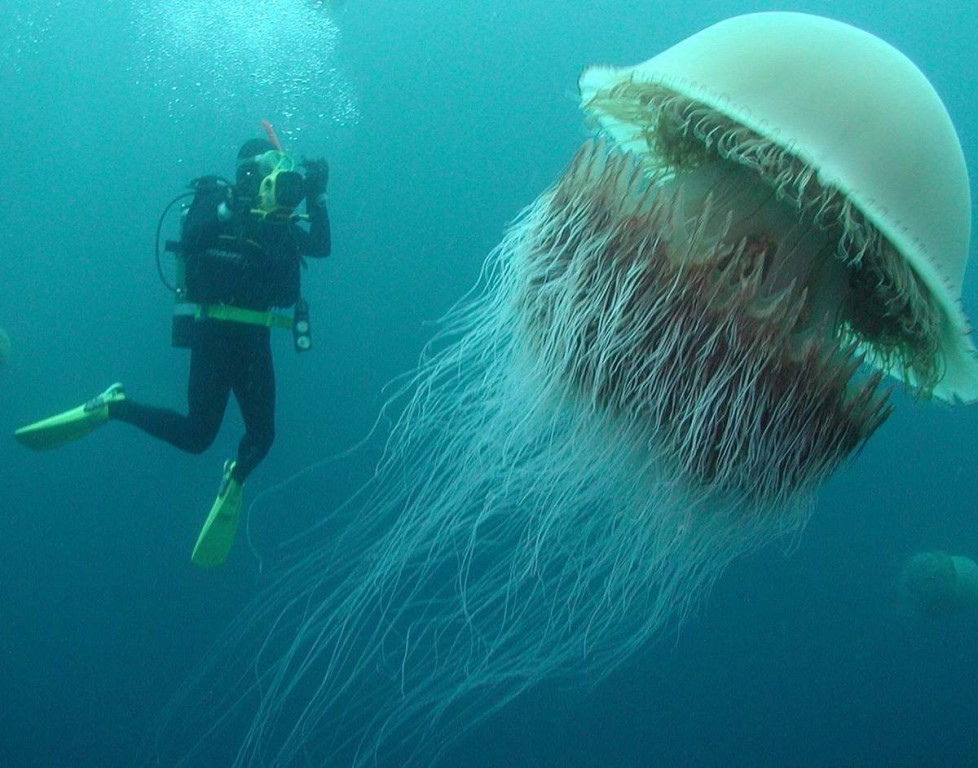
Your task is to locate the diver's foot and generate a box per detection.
[84,382,126,414]
[14,381,126,450]
[191,460,244,568]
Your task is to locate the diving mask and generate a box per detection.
[238,150,306,219]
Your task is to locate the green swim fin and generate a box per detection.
[191,460,243,568]
[14,382,125,450]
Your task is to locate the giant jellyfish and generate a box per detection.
[166,13,977,767]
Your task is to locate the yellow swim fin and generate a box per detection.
[14,382,125,450]
[191,460,243,568]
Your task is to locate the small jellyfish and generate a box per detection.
[898,551,978,617]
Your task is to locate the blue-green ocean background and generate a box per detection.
[2,1,977,765]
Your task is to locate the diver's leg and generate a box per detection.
[110,338,230,454]
[191,329,273,567]
[229,329,276,484]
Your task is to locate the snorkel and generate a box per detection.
[262,119,283,152]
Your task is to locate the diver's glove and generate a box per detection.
[302,157,330,208]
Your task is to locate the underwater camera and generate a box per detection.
[258,166,306,218]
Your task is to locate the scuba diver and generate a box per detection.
[14,130,332,568]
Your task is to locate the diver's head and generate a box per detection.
[235,138,305,218]
[236,138,276,202]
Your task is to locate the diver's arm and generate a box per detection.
[299,157,331,259]
[303,199,332,259]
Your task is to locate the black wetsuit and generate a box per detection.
[111,180,331,484]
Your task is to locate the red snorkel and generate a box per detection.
[262,119,283,152]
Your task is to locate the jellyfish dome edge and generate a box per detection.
[580,11,978,402]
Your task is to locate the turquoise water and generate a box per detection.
[2,1,977,765]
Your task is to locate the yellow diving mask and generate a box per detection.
[244,150,306,219]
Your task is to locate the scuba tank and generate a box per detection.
[156,176,232,349]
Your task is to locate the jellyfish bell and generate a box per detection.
[579,11,977,403]
[161,13,976,767]
[546,9,978,506]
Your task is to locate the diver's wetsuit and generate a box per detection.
[110,179,331,484]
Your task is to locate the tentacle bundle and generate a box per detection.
[513,140,891,509]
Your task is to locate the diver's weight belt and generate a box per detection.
[173,302,293,330]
